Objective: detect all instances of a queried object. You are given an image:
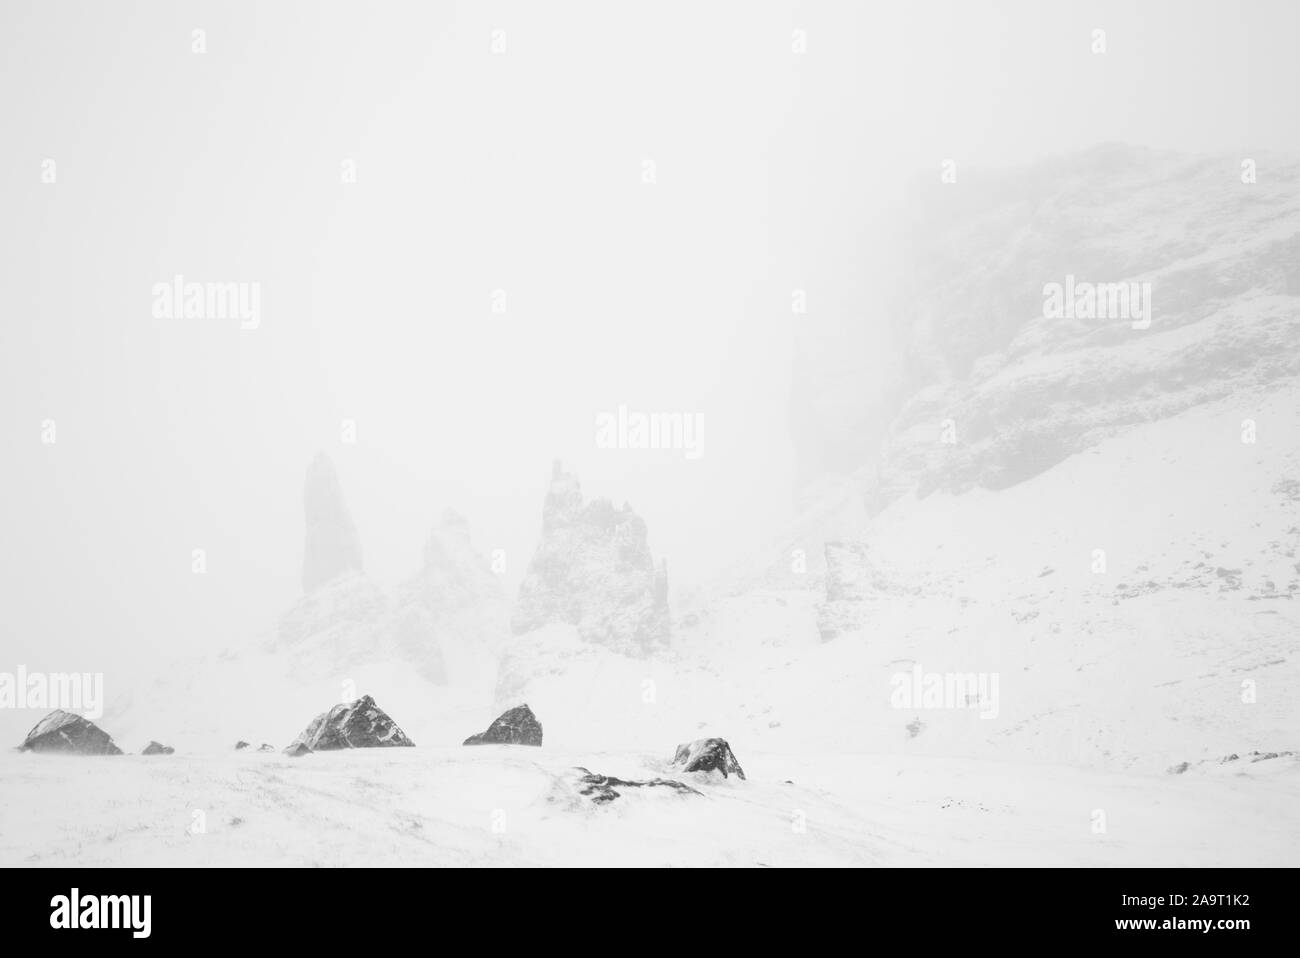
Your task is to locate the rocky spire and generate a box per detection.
[301,453,363,593]
[512,462,670,655]
[541,459,584,533]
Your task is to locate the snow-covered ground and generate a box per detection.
[2,378,1297,867]
[3,747,1296,867]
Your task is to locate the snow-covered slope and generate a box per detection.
[670,382,1300,772]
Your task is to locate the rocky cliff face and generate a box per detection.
[512,462,670,655]
[301,453,364,593]
[791,145,1300,511]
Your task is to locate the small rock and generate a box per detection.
[257,744,275,752]
[141,741,174,755]
[283,742,312,757]
[671,737,745,780]
[234,741,250,750]
[463,704,543,746]
[1168,761,1191,775]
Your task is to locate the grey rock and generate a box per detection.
[463,704,542,746]
[20,711,123,755]
[672,737,746,780]
[287,694,415,751]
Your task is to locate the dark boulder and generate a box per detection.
[287,694,415,751]
[672,737,745,780]
[574,767,701,804]
[141,741,174,755]
[20,711,122,755]
[234,741,250,750]
[463,704,542,746]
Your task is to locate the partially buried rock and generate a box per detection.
[574,767,701,804]
[283,742,312,757]
[20,711,123,755]
[287,694,415,751]
[257,744,275,752]
[672,737,745,780]
[141,741,174,755]
[234,741,250,750]
[463,704,542,746]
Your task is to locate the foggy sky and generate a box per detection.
[3,0,1298,672]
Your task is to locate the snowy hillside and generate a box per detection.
[3,146,1298,868]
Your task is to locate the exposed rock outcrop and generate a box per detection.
[512,461,670,655]
[283,742,312,757]
[463,704,543,746]
[288,695,415,750]
[574,767,702,803]
[302,453,364,593]
[141,741,174,755]
[672,737,745,780]
[1168,750,1296,774]
[20,711,123,755]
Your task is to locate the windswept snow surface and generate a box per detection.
[2,747,1296,867]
